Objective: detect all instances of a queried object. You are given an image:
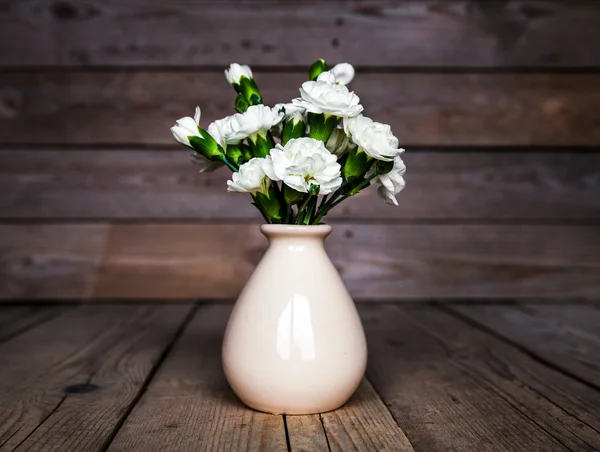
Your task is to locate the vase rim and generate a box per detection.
[260,224,332,237]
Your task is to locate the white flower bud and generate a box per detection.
[225,63,253,85]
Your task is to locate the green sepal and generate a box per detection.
[235,93,250,113]
[283,184,304,205]
[309,59,328,81]
[343,148,371,181]
[241,146,253,162]
[225,145,244,167]
[239,77,262,106]
[254,185,283,223]
[248,132,275,158]
[375,159,394,175]
[307,113,339,143]
[309,184,320,196]
[188,132,224,161]
[281,118,306,145]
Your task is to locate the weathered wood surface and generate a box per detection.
[450,303,600,389]
[0,305,65,343]
[1,72,599,146]
[1,303,599,450]
[319,379,414,451]
[0,304,192,451]
[107,304,288,452]
[109,304,415,452]
[361,304,600,451]
[0,224,109,299]
[1,1,599,67]
[2,150,599,220]
[1,223,598,300]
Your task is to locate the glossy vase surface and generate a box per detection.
[222,224,367,415]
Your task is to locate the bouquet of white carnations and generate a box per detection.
[171,59,406,225]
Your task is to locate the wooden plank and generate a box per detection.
[1,223,597,301]
[1,1,599,67]
[92,223,600,300]
[449,304,600,388]
[1,72,599,146]
[0,224,108,299]
[285,415,330,451]
[0,305,67,343]
[2,150,599,220]
[361,304,600,451]
[286,379,414,451]
[107,304,287,452]
[0,304,193,451]
[320,379,415,451]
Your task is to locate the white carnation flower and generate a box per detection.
[273,103,306,120]
[209,105,283,145]
[372,156,406,206]
[171,107,223,172]
[171,107,204,147]
[316,63,355,86]
[227,157,269,194]
[225,63,253,85]
[292,76,363,118]
[326,128,356,157]
[343,115,404,161]
[331,62,355,85]
[262,137,342,195]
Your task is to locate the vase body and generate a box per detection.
[222,224,367,415]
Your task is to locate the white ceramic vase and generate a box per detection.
[222,224,367,415]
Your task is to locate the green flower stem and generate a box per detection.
[303,197,318,225]
[251,194,271,223]
[222,156,239,172]
[272,182,292,224]
[311,173,379,224]
[297,194,313,220]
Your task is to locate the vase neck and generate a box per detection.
[260,224,332,245]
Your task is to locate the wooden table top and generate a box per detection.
[0,302,599,451]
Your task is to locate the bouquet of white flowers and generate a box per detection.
[171,59,406,225]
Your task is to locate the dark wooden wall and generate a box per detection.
[0,0,599,301]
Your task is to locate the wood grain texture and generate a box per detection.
[0,304,192,451]
[0,305,66,343]
[285,415,330,451]
[320,379,414,451]
[2,150,599,220]
[361,304,600,451]
[0,224,108,299]
[286,379,415,451]
[1,1,599,67]
[1,72,599,146]
[1,223,598,301]
[107,304,287,452]
[449,303,600,388]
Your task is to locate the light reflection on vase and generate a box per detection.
[222,224,367,415]
[276,294,316,362]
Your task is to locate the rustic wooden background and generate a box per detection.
[0,0,599,301]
